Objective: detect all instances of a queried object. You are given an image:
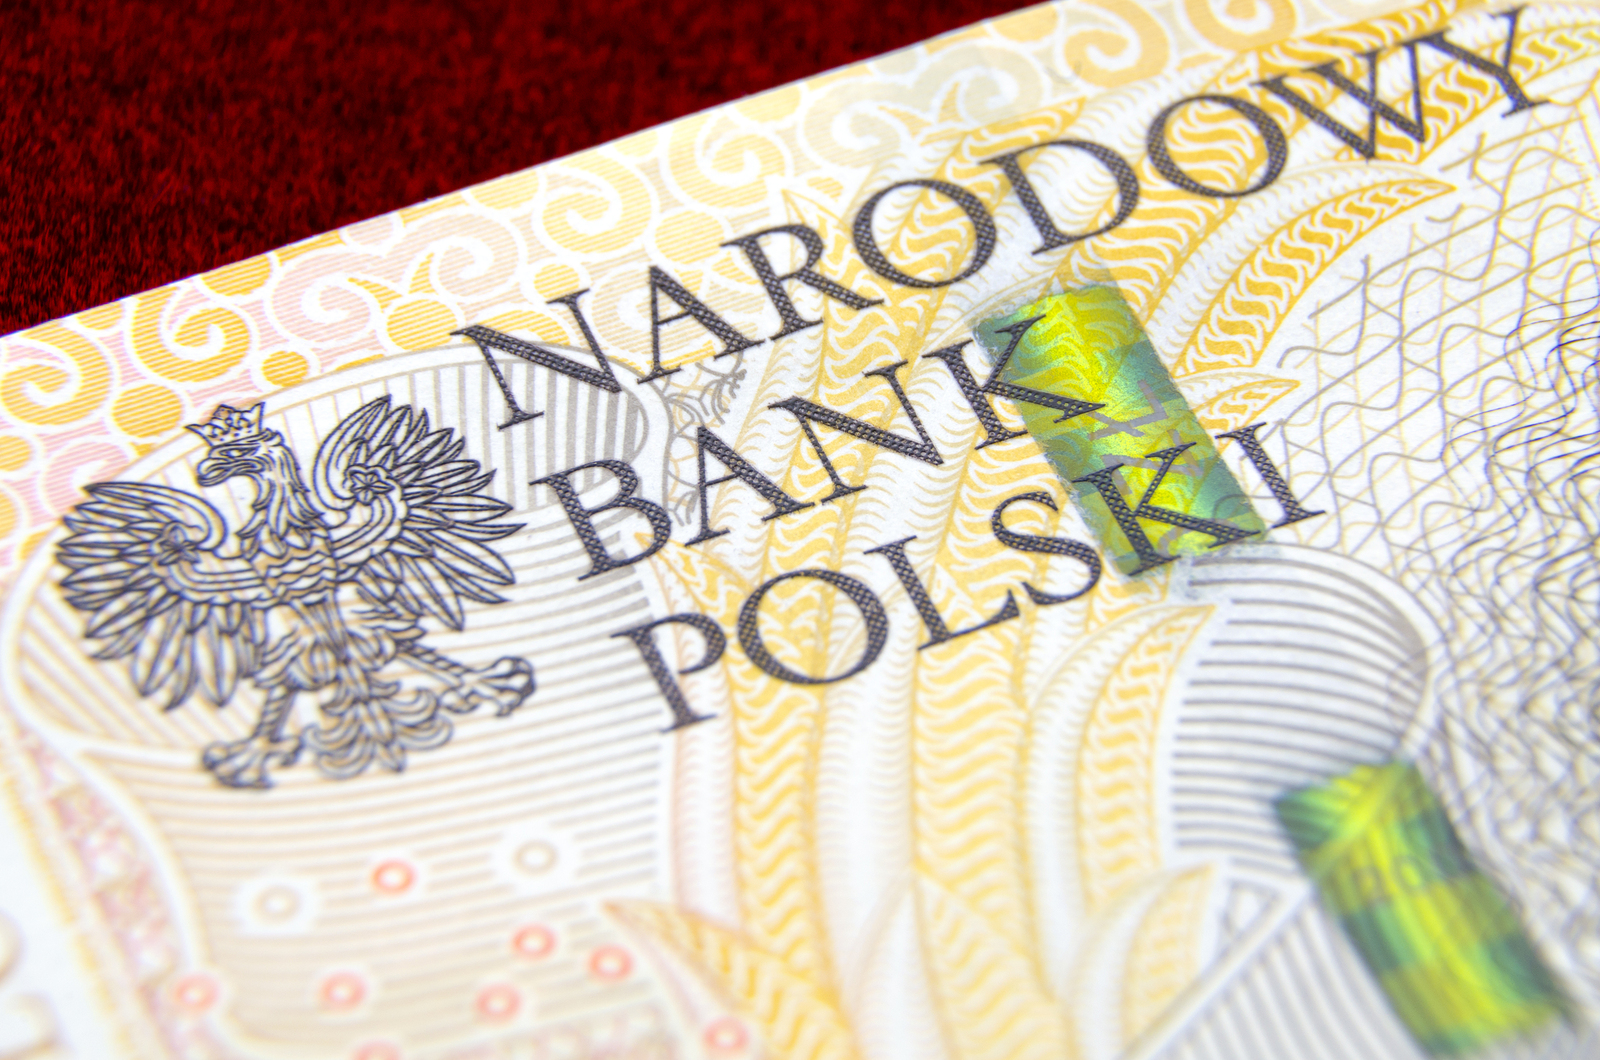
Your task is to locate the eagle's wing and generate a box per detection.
[311,396,522,630]
[57,482,274,710]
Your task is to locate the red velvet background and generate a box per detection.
[1,0,1027,335]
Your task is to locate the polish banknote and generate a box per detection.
[2,1,1598,1058]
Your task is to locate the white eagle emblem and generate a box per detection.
[55,397,536,789]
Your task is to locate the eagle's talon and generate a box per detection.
[488,656,536,716]
[58,397,530,787]
[435,656,536,716]
[202,732,303,789]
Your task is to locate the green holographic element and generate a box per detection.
[1277,762,1569,1057]
[973,286,1265,576]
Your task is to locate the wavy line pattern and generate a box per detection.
[1172,179,1452,375]
[1122,867,1213,1045]
[917,875,1072,1060]
[1191,378,1301,431]
[9,3,1600,1059]
[1077,608,1210,914]
[612,902,859,1060]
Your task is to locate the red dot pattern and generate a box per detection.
[475,983,521,1021]
[704,1016,748,1053]
[512,924,556,960]
[587,945,633,982]
[370,860,415,895]
[172,973,218,1013]
[319,971,367,1010]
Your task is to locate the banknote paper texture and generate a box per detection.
[3,0,1600,1057]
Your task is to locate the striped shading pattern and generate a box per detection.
[1276,761,1568,1057]
[974,287,1265,576]
[16,352,676,1054]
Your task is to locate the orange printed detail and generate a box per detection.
[319,971,367,1010]
[533,263,582,299]
[130,289,251,384]
[275,230,344,264]
[2,322,112,426]
[111,385,184,438]
[0,437,30,472]
[587,945,632,981]
[171,973,219,1013]
[370,860,415,895]
[1063,0,1171,88]
[263,350,310,388]
[475,983,521,1021]
[386,299,459,351]
[1183,0,1297,50]
[75,302,123,330]
[512,924,556,959]
[704,1017,749,1053]
[201,254,272,298]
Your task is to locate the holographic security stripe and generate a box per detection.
[973,287,1265,576]
[1277,762,1568,1057]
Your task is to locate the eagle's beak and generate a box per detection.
[196,456,235,486]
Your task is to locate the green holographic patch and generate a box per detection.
[1277,762,1568,1057]
[973,287,1265,576]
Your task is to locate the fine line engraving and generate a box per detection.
[56,398,535,788]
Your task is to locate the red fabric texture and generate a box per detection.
[1,0,1027,335]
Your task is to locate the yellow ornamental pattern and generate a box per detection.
[809,109,1096,1060]
[538,152,655,260]
[1,322,112,426]
[8,4,1600,1059]
[1212,0,1478,104]
[650,541,851,1034]
[633,0,1559,1038]
[917,874,1069,1060]
[1051,3,1586,334]
[1249,13,1598,169]
[1192,378,1301,432]
[733,675,832,979]
[1172,178,1452,375]
[1183,0,1297,51]
[1063,0,1173,89]
[667,112,790,211]
[654,522,842,997]
[130,288,252,384]
[611,902,859,1060]
[1120,866,1214,1044]
[1077,608,1211,914]
[638,101,1095,1060]
[1055,81,1270,319]
[907,451,1074,1060]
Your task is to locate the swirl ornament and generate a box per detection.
[1076,608,1210,912]
[668,112,791,211]
[1121,867,1213,1041]
[1173,177,1452,375]
[131,289,252,384]
[539,153,654,257]
[1,322,112,427]
[1063,0,1173,89]
[4,5,1600,1059]
[1183,0,1298,50]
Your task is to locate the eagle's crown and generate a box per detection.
[188,403,292,490]
[186,404,267,448]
